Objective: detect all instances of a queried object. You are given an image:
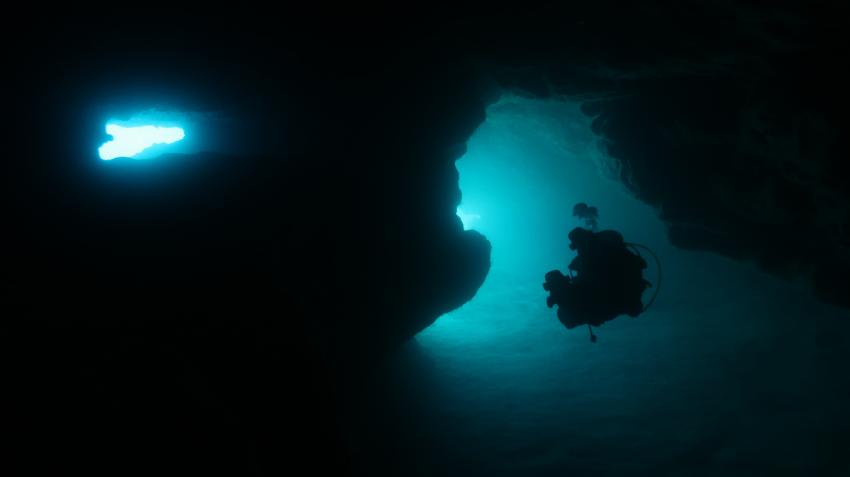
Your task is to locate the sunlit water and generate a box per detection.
[98,124,185,160]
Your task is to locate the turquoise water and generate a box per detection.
[347,97,850,476]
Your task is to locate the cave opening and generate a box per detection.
[98,124,186,160]
[346,96,850,476]
[93,107,250,162]
[423,95,666,346]
[97,109,195,160]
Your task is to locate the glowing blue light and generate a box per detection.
[98,124,185,160]
[456,207,480,230]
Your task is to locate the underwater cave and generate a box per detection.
[7,5,850,476]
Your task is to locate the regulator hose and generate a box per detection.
[625,243,662,313]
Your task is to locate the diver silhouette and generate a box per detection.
[543,219,660,342]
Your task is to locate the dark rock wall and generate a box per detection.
[476,1,849,306]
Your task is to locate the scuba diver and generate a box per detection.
[544,205,660,342]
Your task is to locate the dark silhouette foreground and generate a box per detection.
[544,226,654,341]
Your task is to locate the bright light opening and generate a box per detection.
[456,206,481,230]
[98,124,185,160]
